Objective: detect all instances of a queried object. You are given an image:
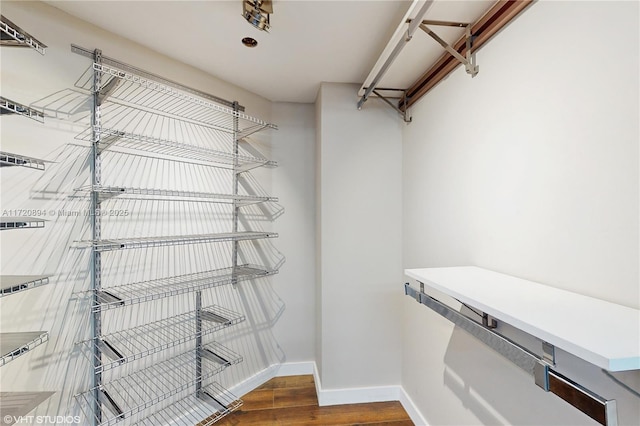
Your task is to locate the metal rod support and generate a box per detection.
[357,0,435,110]
[372,89,411,123]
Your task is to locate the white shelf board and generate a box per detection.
[405,266,640,372]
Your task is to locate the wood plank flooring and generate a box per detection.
[216,375,414,426]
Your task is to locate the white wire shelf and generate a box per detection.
[0,15,46,54]
[75,344,241,426]
[92,265,277,312]
[0,275,51,298]
[76,126,276,170]
[75,62,276,136]
[77,231,278,252]
[79,305,244,374]
[139,383,242,426]
[75,185,277,205]
[0,96,45,123]
[0,217,45,231]
[0,152,46,170]
[0,392,55,424]
[0,332,48,367]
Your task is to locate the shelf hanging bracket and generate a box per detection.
[369,88,412,123]
[418,20,478,77]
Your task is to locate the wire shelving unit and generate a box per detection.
[79,305,244,374]
[90,265,277,312]
[72,46,280,425]
[75,344,242,426]
[75,185,277,205]
[77,231,277,252]
[0,15,54,422]
[137,383,242,426]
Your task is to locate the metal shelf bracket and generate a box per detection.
[417,20,479,77]
[0,96,45,123]
[368,88,412,123]
[0,15,46,55]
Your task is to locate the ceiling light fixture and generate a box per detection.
[242,37,258,48]
[243,0,273,32]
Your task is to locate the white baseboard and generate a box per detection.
[231,361,428,426]
[399,387,429,426]
[228,363,280,398]
[276,361,315,376]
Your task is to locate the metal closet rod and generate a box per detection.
[401,0,534,110]
[405,282,618,426]
[71,44,245,111]
[357,0,435,110]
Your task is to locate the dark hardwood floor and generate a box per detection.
[214,375,414,426]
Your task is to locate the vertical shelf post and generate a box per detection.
[232,101,240,286]
[90,48,103,426]
[195,290,203,397]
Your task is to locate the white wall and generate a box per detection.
[0,1,315,423]
[402,1,639,425]
[316,82,403,390]
[271,102,316,362]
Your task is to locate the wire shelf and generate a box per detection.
[76,126,275,170]
[75,344,241,426]
[92,265,277,312]
[75,62,276,135]
[140,383,242,426]
[78,305,244,374]
[0,217,45,231]
[0,96,45,123]
[0,15,47,54]
[0,332,48,367]
[77,231,278,252]
[75,185,277,205]
[0,275,51,298]
[0,152,46,170]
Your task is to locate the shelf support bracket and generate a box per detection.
[418,21,478,77]
[542,341,556,366]
[198,390,227,412]
[98,389,123,421]
[370,89,412,123]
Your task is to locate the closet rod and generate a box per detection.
[404,283,618,426]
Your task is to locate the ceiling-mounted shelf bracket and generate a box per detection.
[357,0,436,112]
[367,88,412,123]
[417,20,478,77]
